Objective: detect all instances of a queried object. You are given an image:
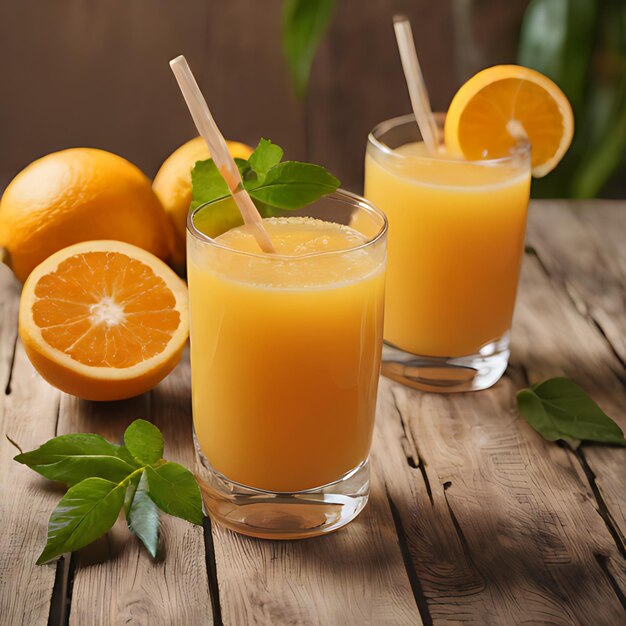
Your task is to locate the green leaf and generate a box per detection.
[126,472,159,559]
[37,477,126,564]
[571,93,626,198]
[248,138,284,182]
[518,0,596,114]
[190,159,230,212]
[190,144,341,239]
[145,462,203,526]
[14,434,138,485]
[124,419,164,466]
[191,157,260,212]
[235,157,254,182]
[191,196,247,239]
[517,377,626,446]
[281,0,336,98]
[249,161,340,209]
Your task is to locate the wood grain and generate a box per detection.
[59,354,212,626]
[522,201,626,560]
[525,200,625,368]
[211,462,420,626]
[378,368,625,623]
[0,266,60,625]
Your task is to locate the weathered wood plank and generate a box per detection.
[211,457,420,625]
[379,373,624,622]
[525,200,625,368]
[0,266,61,626]
[513,250,626,595]
[522,201,626,562]
[60,354,212,626]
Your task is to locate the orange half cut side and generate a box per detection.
[19,240,189,401]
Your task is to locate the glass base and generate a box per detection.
[381,333,510,393]
[194,434,369,540]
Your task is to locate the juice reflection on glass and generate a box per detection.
[364,114,531,392]
[187,192,386,539]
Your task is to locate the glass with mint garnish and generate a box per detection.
[187,139,388,538]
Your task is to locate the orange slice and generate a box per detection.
[444,65,574,177]
[19,240,188,401]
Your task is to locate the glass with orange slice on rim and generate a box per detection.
[364,65,573,392]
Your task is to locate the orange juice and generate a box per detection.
[187,215,386,493]
[365,137,530,358]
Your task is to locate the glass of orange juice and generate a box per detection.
[365,114,531,392]
[187,191,387,539]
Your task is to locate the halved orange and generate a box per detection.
[444,65,574,177]
[19,240,188,401]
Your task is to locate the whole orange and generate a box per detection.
[0,148,174,282]
[153,137,253,265]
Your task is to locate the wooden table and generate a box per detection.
[1,201,624,625]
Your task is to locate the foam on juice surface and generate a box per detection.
[382,141,529,189]
[215,216,367,254]
[203,216,382,289]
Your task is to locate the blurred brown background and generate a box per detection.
[1,0,529,192]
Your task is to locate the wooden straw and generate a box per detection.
[393,15,439,154]
[169,55,275,253]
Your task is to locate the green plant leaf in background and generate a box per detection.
[516,377,626,447]
[519,0,596,114]
[570,2,626,198]
[518,0,626,198]
[281,0,336,98]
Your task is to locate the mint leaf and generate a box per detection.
[124,419,164,466]
[281,0,336,98]
[126,472,159,558]
[249,161,340,209]
[146,462,203,526]
[37,477,126,564]
[517,377,626,446]
[189,139,340,239]
[248,138,284,182]
[190,159,230,211]
[191,196,246,239]
[14,434,138,485]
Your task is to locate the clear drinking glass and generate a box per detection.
[187,191,387,539]
[365,114,531,392]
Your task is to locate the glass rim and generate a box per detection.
[367,112,531,166]
[186,188,388,261]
